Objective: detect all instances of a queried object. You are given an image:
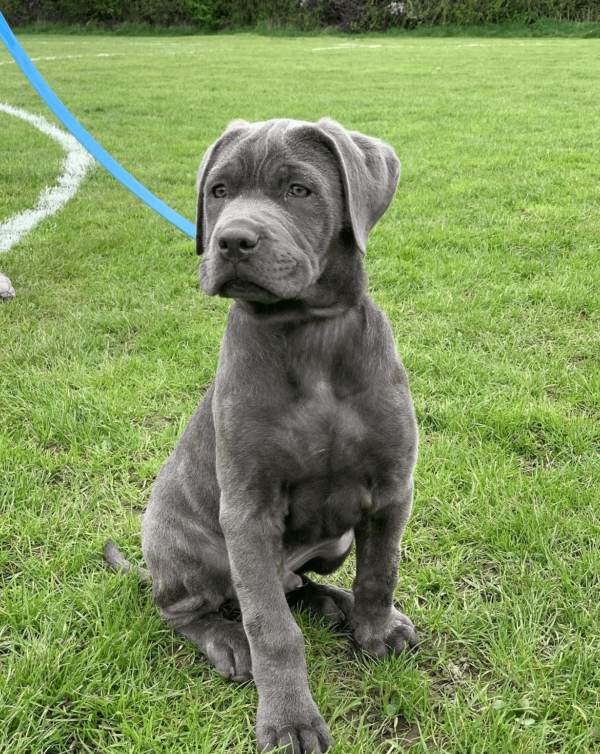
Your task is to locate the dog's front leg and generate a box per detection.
[220,501,333,754]
[350,479,419,657]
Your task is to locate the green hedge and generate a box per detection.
[2,0,600,30]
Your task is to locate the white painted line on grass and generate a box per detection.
[0,104,95,253]
[311,40,554,52]
[0,52,118,66]
[0,49,206,66]
[311,43,382,51]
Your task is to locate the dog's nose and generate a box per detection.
[217,226,259,263]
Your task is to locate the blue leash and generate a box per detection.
[0,12,196,239]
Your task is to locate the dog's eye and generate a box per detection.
[212,185,227,198]
[288,184,311,198]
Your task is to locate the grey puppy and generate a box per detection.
[106,118,418,754]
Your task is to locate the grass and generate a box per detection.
[0,112,64,222]
[1,31,599,754]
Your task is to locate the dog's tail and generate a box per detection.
[104,539,151,587]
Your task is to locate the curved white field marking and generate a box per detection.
[0,104,95,253]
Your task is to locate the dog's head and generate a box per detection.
[196,118,399,308]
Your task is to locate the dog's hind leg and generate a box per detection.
[142,484,253,681]
[285,530,355,628]
[103,538,251,679]
[287,578,354,628]
[150,568,253,682]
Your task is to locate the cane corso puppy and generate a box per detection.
[106,118,418,753]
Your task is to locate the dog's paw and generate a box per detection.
[353,607,419,658]
[287,579,354,628]
[257,711,333,753]
[307,594,352,627]
[204,621,252,682]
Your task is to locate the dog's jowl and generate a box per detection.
[106,118,419,753]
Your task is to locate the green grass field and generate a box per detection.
[1,32,599,754]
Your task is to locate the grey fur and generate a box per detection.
[111,118,419,753]
[104,538,151,586]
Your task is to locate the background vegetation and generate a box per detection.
[2,0,600,31]
[1,31,599,754]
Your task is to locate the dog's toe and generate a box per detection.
[208,645,252,682]
[353,607,419,658]
[204,622,252,682]
[259,719,333,753]
[385,623,419,655]
[386,608,419,652]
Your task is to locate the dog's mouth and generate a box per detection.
[218,279,281,303]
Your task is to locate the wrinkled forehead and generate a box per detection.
[206,120,342,193]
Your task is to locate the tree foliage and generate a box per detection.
[3,0,600,30]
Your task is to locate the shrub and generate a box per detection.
[2,0,600,30]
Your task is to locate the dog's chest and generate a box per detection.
[285,378,367,472]
[281,314,374,473]
[279,376,384,541]
[218,306,410,542]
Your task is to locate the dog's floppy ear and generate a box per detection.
[195,120,250,255]
[315,119,400,254]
